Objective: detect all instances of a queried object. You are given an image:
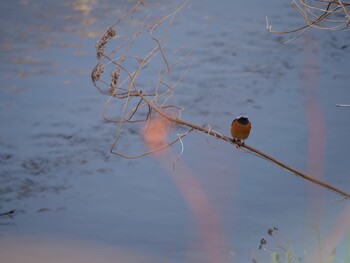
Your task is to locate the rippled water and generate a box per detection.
[1,1,350,262]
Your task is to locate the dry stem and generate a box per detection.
[92,2,350,199]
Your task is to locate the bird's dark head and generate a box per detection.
[236,115,250,125]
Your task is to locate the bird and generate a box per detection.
[230,115,251,143]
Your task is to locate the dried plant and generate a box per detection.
[92,1,350,199]
[266,0,350,44]
[255,227,301,263]
[254,227,350,263]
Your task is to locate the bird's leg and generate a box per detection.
[235,139,244,147]
[230,138,237,143]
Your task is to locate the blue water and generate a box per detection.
[1,1,350,262]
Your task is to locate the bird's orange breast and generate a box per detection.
[230,119,251,140]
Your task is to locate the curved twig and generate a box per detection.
[266,0,350,42]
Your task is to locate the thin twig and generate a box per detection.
[267,0,350,42]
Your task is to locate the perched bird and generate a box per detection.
[230,115,251,143]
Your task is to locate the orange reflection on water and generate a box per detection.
[142,116,228,263]
[142,116,169,151]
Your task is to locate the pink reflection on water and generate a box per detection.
[143,116,229,263]
[168,161,228,263]
[309,204,350,263]
[0,236,157,263]
[301,36,325,228]
[302,36,350,261]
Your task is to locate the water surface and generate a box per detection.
[1,1,350,262]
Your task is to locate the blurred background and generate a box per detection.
[1,0,350,262]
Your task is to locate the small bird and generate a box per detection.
[230,115,251,143]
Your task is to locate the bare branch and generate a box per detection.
[92,2,350,199]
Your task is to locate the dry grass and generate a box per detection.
[266,0,350,43]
